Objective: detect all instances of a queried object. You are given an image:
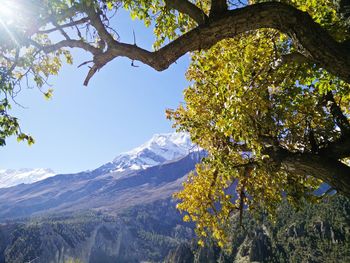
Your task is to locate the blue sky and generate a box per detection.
[1,10,189,174]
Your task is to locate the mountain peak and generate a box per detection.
[110,132,197,172]
[125,132,193,155]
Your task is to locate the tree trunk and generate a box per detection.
[281,152,350,198]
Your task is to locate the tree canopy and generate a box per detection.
[1,0,350,249]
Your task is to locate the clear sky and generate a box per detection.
[1,9,189,174]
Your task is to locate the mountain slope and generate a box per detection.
[0,192,349,263]
[0,132,195,190]
[165,195,350,263]
[0,151,203,221]
[0,168,55,188]
[97,132,197,173]
[0,199,195,263]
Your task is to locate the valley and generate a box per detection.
[0,133,349,262]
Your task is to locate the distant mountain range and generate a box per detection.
[0,132,203,220]
[0,168,55,188]
[0,132,197,189]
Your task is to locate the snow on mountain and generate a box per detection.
[106,132,199,172]
[0,133,197,188]
[0,168,56,188]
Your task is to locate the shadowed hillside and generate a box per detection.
[0,151,203,221]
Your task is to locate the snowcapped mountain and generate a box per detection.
[98,132,198,173]
[0,168,55,188]
[0,132,197,188]
[0,135,202,221]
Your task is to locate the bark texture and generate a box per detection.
[281,152,350,198]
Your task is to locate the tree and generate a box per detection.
[0,0,349,248]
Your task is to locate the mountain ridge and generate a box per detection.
[99,132,197,173]
[0,150,204,221]
[0,168,55,188]
[0,132,197,188]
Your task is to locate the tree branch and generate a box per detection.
[319,136,350,159]
[86,2,350,85]
[280,52,309,65]
[28,2,350,86]
[281,151,350,198]
[323,91,350,136]
[164,0,208,25]
[29,39,100,55]
[37,17,90,35]
[210,0,228,16]
[83,51,114,85]
[51,20,71,40]
[312,92,350,159]
[84,7,116,46]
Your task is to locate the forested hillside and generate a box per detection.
[167,195,350,263]
[0,195,348,263]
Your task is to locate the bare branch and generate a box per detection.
[78,60,93,68]
[29,39,100,55]
[52,20,71,40]
[84,64,100,86]
[164,0,208,25]
[37,17,90,35]
[83,51,114,85]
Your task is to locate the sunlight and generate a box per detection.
[0,19,18,46]
[0,0,23,46]
[0,0,17,24]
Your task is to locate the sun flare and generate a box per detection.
[0,0,27,46]
[0,0,19,24]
